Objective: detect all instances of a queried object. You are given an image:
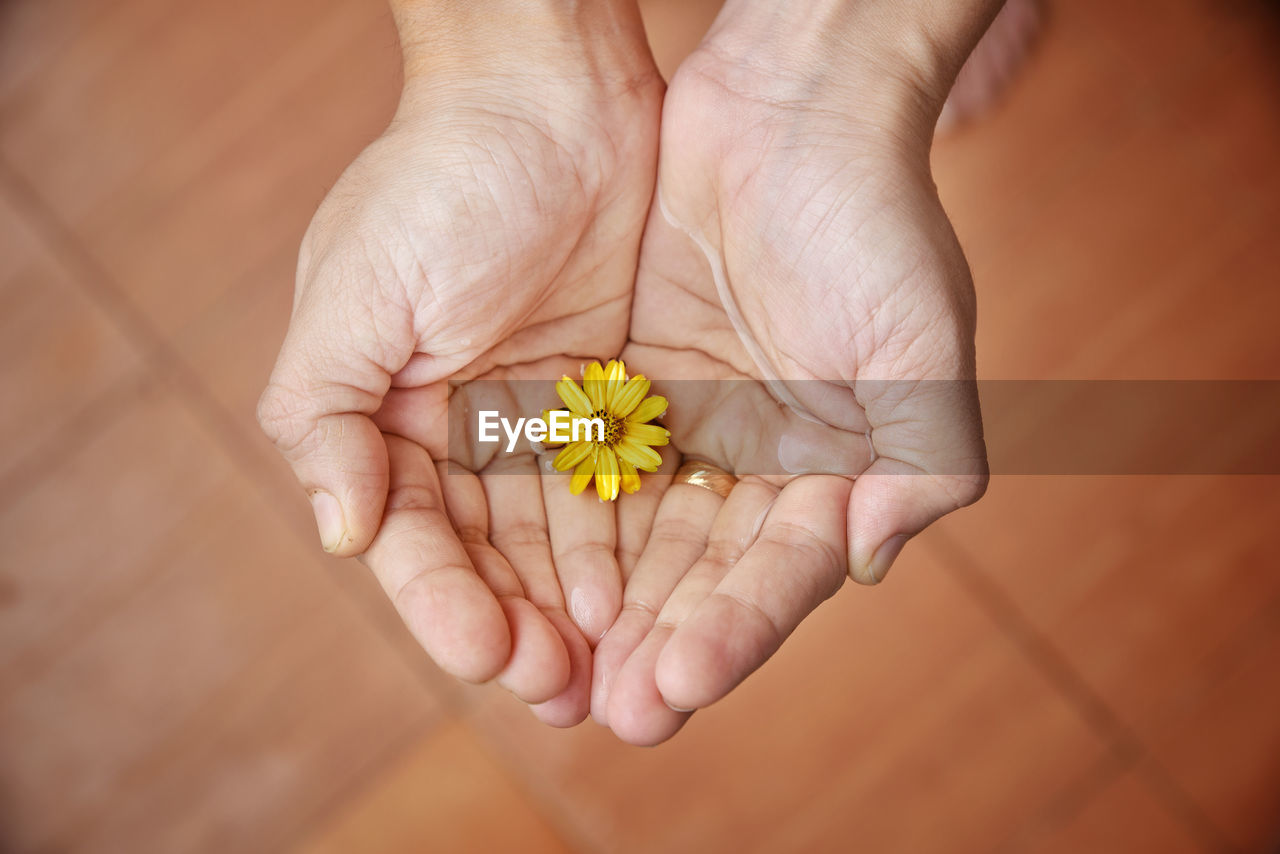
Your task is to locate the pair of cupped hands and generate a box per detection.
[258,4,988,745]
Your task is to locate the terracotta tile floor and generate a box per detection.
[2,0,1278,851]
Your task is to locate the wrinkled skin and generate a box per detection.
[260,24,988,742]
[594,48,988,744]
[257,59,664,726]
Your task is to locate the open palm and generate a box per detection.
[594,49,988,744]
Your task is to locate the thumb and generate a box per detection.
[258,284,411,557]
[847,378,988,584]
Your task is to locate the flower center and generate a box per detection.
[589,409,624,446]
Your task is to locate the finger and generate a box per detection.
[613,444,679,579]
[439,466,569,704]
[542,454,622,645]
[603,480,774,736]
[591,473,723,724]
[655,476,851,711]
[492,597,571,704]
[849,378,988,584]
[591,608,652,727]
[360,435,509,684]
[652,479,780,628]
[481,457,593,710]
[606,625,692,746]
[529,609,594,728]
[482,456,565,609]
[257,283,414,556]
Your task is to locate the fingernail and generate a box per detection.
[309,490,346,553]
[868,534,909,583]
[663,699,695,713]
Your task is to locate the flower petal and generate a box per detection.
[553,441,593,471]
[570,453,596,495]
[616,437,662,472]
[623,421,670,447]
[627,395,667,424]
[612,375,650,417]
[541,409,563,445]
[604,359,627,410]
[596,445,620,501]
[556,378,593,417]
[619,458,641,494]
[544,409,574,444]
[583,361,606,411]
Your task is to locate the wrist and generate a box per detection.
[388,0,656,88]
[697,0,1004,146]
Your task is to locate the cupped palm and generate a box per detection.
[597,50,987,744]
[259,67,663,726]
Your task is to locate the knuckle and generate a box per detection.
[558,539,614,566]
[490,521,547,553]
[455,524,488,546]
[384,483,440,516]
[699,539,739,571]
[256,383,300,446]
[256,382,324,459]
[758,522,845,585]
[647,519,708,553]
[715,589,784,646]
[616,543,644,568]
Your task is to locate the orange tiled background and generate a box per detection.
[2,0,1279,851]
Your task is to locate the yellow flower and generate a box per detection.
[547,359,669,501]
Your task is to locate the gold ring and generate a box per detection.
[673,460,737,498]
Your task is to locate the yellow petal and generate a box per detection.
[612,375,650,417]
[553,441,593,471]
[595,445,620,501]
[627,395,667,424]
[583,361,606,412]
[623,421,670,447]
[604,359,627,410]
[616,437,662,472]
[570,453,596,495]
[619,458,641,494]
[546,409,581,444]
[541,409,563,445]
[556,378,593,417]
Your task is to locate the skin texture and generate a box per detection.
[257,11,664,726]
[593,39,988,744]
[261,0,998,742]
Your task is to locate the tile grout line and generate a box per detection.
[274,709,453,853]
[923,528,1130,739]
[455,708,607,854]
[464,715,603,854]
[925,523,1236,852]
[0,437,233,697]
[0,368,156,508]
[1134,759,1241,854]
[0,155,448,699]
[1,156,594,853]
[278,701,596,854]
[407,678,606,854]
[992,746,1137,854]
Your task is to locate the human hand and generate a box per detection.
[257,1,662,726]
[594,2,993,744]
